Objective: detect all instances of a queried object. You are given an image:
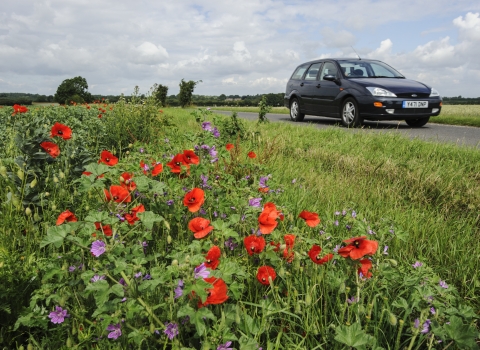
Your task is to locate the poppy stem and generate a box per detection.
[137,297,165,330]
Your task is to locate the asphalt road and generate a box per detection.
[213,111,480,149]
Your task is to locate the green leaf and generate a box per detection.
[40,225,69,248]
[84,163,110,177]
[84,280,111,308]
[137,211,164,230]
[444,315,479,349]
[334,323,375,348]
[177,304,216,336]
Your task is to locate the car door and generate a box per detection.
[315,61,342,115]
[299,62,323,112]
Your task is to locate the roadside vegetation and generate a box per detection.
[0,97,479,349]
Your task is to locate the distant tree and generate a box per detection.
[54,76,93,104]
[178,79,201,108]
[153,83,169,106]
[218,94,226,101]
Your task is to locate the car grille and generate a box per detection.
[394,108,433,114]
[395,93,430,98]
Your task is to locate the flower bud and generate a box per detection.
[185,255,190,263]
[51,204,57,211]
[59,171,65,179]
[125,151,130,155]
[17,169,24,181]
[305,294,312,306]
[34,213,41,221]
[25,207,32,216]
[388,312,397,326]
[149,323,156,334]
[128,143,133,148]
[30,178,37,188]
[53,176,59,183]
[167,235,172,244]
[0,165,7,177]
[119,176,125,183]
[27,344,33,350]
[66,337,73,348]
[171,259,179,266]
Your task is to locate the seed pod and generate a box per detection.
[125,151,130,155]
[128,143,133,148]
[18,346,24,350]
[30,178,37,188]
[278,266,285,277]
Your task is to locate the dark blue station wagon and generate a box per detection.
[284,58,442,127]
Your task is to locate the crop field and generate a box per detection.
[0,100,479,349]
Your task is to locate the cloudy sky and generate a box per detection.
[1,0,480,97]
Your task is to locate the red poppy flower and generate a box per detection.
[120,172,136,191]
[82,171,92,176]
[151,163,163,176]
[183,188,205,212]
[12,104,28,115]
[40,141,60,158]
[188,217,213,239]
[270,241,280,252]
[243,235,266,256]
[166,153,190,174]
[124,204,145,225]
[338,236,378,260]
[56,210,78,225]
[50,122,72,140]
[226,143,234,151]
[183,150,200,165]
[198,277,229,308]
[283,234,296,262]
[99,150,118,166]
[299,210,321,228]
[258,202,281,234]
[248,151,256,159]
[94,222,113,236]
[258,187,269,193]
[205,246,221,270]
[308,245,334,265]
[256,266,277,285]
[104,185,131,203]
[358,259,373,278]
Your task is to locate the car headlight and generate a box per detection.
[366,87,397,97]
[429,88,440,97]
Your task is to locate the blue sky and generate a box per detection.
[1,0,480,97]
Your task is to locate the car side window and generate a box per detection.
[304,63,322,81]
[290,65,309,80]
[320,62,338,80]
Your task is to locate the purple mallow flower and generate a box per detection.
[352,210,357,218]
[209,145,217,158]
[259,176,268,188]
[439,280,448,289]
[69,266,76,272]
[91,274,106,283]
[91,240,106,257]
[225,237,238,251]
[174,280,184,299]
[194,263,210,279]
[383,246,389,255]
[164,322,179,340]
[202,121,213,131]
[430,307,436,315]
[212,127,220,138]
[166,199,174,206]
[48,306,69,324]
[412,261,423,269]
[134,272,142,279]
[249,197,262,208]
[414,318,420,328]
[217,341,234,350]
[421,319,431,334]
[107,323,122,340]
[143,274,151,280]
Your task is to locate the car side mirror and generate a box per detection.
[323,74,337,81]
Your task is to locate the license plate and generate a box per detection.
[402,101,428,108]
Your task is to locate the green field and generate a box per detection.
[0,103,479,349]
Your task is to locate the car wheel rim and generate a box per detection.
[291,101,298,119]
[343,102,355,124]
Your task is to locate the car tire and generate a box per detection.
[341,97,363,128]
[405,117,430,127]
[289,98,305,122]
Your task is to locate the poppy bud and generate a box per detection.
[25,207,32,216]
[149,323,156,334]
[34,213,41,221]
[388,312,397,326]
[72,323,77,335]
[278,266,285,277]
[0,165,7,177]
[171,259,178,266]
[45,192,50,197]
[126,151,130,155]
[185,255,190,263]
[17,169,24,180]
[128,143,133,148]
[30,178,37,188]
[85,206,89,211]
[66,337,73,348]
[59,171,65,179]
[18,346,24,350]
[53,175,59,183]
[295,303,302,314]
[119,176,125,183]
[51,204,57,211]
[167,235,172,244]
[305,294,312,306]
[27,345,34,350]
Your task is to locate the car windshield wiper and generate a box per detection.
[368,75,405,78]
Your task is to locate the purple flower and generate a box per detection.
[69,266,76,272]
[91,240,106,257]
[143,163,150,172]
[116,213,125,222]
[164,322,179,340]
[383,246,389,255]
[249,197,262,207]
[199,208,207,215]
[174,280,184,299]
[333,244,341,253]
[225,237,238,251]
[48,306,69,324]
[143,274,151,280]
[352,210,357,218]
[342,210,347,216]
[421,319,431,334]
[166,199,174,206]
[347,296,358,304]
[139,148,144,153]
[335,211,340,215]
[107,323,122,340]
[430,307,436,315]
[209,145,217,158]
[91,274,106,283]
[439,280,448,289]
[119,278,127,286]
[217,341,234,350]
[259,176,268,188]
[414,318,420,328]
[412,261,423,269]
[319,230,325,235]
[194,263,210,279]
[202,121,213,131]
[201,144,210,150]
[212,127,220,138]
[134,272,142,279]
[164,138,169,143]
[291,178,296,184]
[346,225,351,230]
[334,220,339,226]
[213,211,218,217]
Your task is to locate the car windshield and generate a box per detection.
[339,60,404,78]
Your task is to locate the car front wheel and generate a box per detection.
[289,98,305,122]
[341,97,363,128]
[405,117,430,127]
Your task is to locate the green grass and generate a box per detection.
[208,105,480,127]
